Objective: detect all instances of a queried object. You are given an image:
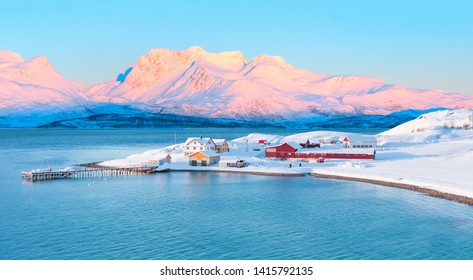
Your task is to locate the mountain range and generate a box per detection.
[1,46,472,128]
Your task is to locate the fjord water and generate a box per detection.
[1,129,473,260]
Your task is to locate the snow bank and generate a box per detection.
[378,109,473,145]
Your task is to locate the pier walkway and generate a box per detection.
[21,163,165,182]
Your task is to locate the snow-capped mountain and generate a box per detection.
[88,46,473,120]
[1,46,473,127]
[0,50,89,108]
[0,50,92,126]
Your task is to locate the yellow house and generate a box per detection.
[213,138,230,153]
[188,151,220,166]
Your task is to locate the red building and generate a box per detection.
[265,143,297,158]
[265,143,375,160]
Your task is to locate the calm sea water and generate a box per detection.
[1,128,473,260]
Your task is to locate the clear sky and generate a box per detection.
[2,0,472,95]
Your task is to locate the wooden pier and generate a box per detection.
[21,164,166,182]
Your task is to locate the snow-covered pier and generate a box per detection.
[21,165,163,182]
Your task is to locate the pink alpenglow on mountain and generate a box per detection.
[87,46,473,119]
[0,50,89,110]
[1,47,473,124]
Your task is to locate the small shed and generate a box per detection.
[158,154,172,165]
[188,151,220,166]
[219,157,239,168]
[148,154,172,165]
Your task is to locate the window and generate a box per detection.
[193,147,196,150]
[186,147,189,150]
[369,145,373,148]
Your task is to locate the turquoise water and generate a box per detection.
[1,128,473,259]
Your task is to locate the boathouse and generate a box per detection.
[213,139,230,153]
[188,151,220,166]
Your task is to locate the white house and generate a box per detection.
[342,136,377,149]
[184,137,216,156]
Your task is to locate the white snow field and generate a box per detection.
[99,109,473,200]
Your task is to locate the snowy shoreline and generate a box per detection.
[95,109,473,206]
[312,172,473,206]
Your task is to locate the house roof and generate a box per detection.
[219,156,240,163]
[213,138,227,145]
[188,150,221,158]
[185,137,213,145]
[265,142,298,150]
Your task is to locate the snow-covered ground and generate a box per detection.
[99,109,473,199]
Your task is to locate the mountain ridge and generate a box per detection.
[1,46,473,127]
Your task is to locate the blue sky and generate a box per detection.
[2,0,472,95]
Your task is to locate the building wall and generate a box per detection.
[266,152,375,160]
[349,141,377,148]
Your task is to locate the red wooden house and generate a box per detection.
[265,143,297,158]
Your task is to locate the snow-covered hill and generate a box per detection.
[1,47,473,127]
[378,109,473,144]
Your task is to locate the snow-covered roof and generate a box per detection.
[213,138,227,145]
[185,137,212,145]
[265,142,298,150]
[220,156,240,163]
